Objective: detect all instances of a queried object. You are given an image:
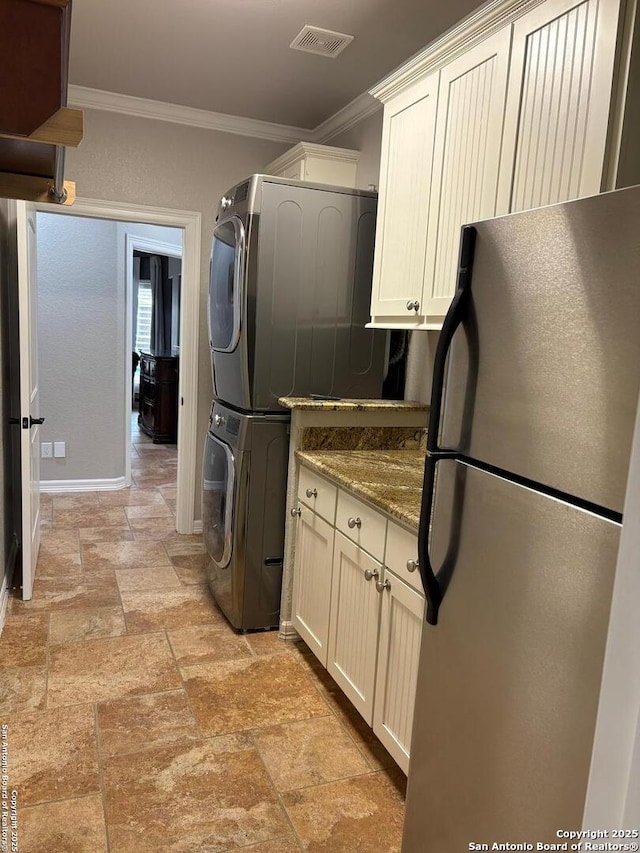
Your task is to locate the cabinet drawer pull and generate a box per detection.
[376,579,391,593]
[290,506,302,517]
[305,487,317,498]
[406,300,420,312]
[347,516,362,529]
[406,559,419,573]
[364,568,379,582]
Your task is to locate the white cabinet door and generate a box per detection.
[499,0,622,212]
[327,531,382,724]
[370,72,439,325]
[423,28,512,320]
[291,506,335,666]
[373,569,425,774]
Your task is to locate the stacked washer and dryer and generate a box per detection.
[203,174,387,631]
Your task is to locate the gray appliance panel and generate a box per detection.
[210,179,386,412]
[440,185,640,513]
[402,459,620,851]
[203,402,289,630]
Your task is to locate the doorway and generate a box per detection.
[28,198,201,534]
[126,232,183,486]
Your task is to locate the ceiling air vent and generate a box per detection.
[290,25,354,59]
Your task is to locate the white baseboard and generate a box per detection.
[192,520,203,534]
[0,574,9,635]
[278,620,300,642]
[40,476,127,493]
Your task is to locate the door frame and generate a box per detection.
[30,197,201,534]
[125,232,183,489]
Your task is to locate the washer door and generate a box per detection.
[208,216,245,353]
[202,432,235,567]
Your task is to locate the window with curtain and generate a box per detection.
[135,280,153,352]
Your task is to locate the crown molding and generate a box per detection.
[67,85,315,145]
[68,84,382,147]
[313,91,382,143]
[370,0,545,101]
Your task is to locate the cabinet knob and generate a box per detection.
[376,579,391,593]
[305,487,318,498]
[347,516,362,529]
[406,300,420,312]
[290,506,302,517]
[364,568,379,582]
[406,559,419,573]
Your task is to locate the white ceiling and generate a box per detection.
[69,0,485,130]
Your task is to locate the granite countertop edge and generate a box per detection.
[279,396,428,412]
[296,449,425,532]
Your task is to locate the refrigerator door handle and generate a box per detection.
[418,453,443,625]
[427,225,476,455]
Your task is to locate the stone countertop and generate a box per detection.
[296,449,426,531]
[279,397,428,412]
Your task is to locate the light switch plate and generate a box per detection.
[41,442,52,459]
[53,441,66,458]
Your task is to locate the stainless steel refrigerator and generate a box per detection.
[403,185,640,850]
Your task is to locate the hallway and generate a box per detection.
[0,420,406,851]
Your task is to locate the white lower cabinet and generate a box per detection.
[291,506,335,666]
[291,465,426,773]
[373,569,425,773]
[327,531,383,724]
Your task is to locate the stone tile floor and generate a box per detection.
[0,416,406,851]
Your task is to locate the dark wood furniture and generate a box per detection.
[138,352,179,444]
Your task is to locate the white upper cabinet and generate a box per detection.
[264,142,360,188]
[499,0,622,211]
[423,29,512,319]
[370,73,439,324]
[369,0,630,328]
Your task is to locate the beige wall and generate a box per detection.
[65,109,289,520]
[327,106,384,190]
[329,105,435,405]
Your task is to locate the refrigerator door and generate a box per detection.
[403,459,620,851]
[440,185,640,514]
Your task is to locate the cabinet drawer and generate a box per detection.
[385,521,422,595]
[336,491,387,561]
[140,355,156,378]
[139,397,156,433]
[298,466,337,523]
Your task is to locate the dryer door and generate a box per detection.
[202,431,235,568]
[209,216,245,353]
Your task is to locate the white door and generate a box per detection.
[498,0,622,212]
[369,72,439,325]
[373,569,425,774]
[291,506,335,666]
[422,27,512,320]
[16,202,42,600]
[327,531,382,725]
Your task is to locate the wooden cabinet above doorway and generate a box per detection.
[0,0,83,204]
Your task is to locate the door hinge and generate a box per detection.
[22,417,28,429]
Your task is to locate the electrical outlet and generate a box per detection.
[41,442,53,459]
[54,441,66,458]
